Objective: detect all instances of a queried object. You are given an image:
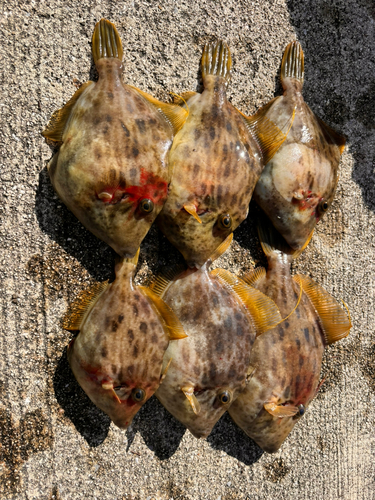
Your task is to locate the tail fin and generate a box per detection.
[201,40,232,82]
[92,19,123,64]
[280,41,304,90]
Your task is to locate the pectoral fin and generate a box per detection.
[182,386,201,415]
[63,281,109,331]
[264,403,299,417]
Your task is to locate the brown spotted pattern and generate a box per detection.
[157,75,263,268]
[68,259,169,428]
[155,264,255,438]
[254,71,344,250]
[229,252,324,453]
[48,57,174,258]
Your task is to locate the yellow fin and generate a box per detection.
[257,216,300,259]
[62,281,109,331]
[160,358,173,383]
[280,41,304,88]
[316,116,346,154]
[201,40,232,82]
[173,91,198,107]
[241,267,266,287]
[293,275,352,344]
[129,86,188,135]
[183,203,202,223]
[138,286,187,340]
[264,403,299,417]
[240,104,295,165]
[42,82,94,143]
[208,233,233,263]
[92,19,123,63]
[210,269,282,336]
[182,386,201,415]
[149,264,186,297]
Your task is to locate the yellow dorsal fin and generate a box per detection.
[182,386,201,415]
[241,267,266,287]
[293,275,352,345]
[138,286,187,340]
[42,82,94,143]
[211,269,282,336]
[92,19,123,64]
[173,91,198,107]
[128,86,188,135]
[316,116,346,154]
[148,264,186,297]
[201,40,232,82]
[264,403,299,417]
[240,104,295,165]
[208,233,233,263]
[62,281,109,331]
[280,40,304,88]
[183,203,202,223]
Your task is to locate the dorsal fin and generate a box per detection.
[173,91,198,107]
[280,41,304,89]
[128,86,188,135]
[210,269,282,336]
[138,286,187,340]
[208,233,233,264]
[62,281,109,331]
[92,19,123,63]
[42,82,94,143]
[182,386,201,415]
[316,116,346,154]
[264,402,299,417]
[148,264,186,297]
[293,275,352,344]
[241,267,266,287]
[201,40,232,82]
[240,104,295,165]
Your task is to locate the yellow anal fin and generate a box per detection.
[92,19,123,64]
[201,40,232,81]
[63,280,109,331]
[293,275,352,344]
[173,91,198,107]
[241,103,295,165]
[149,264,186,297]
[129,86,188,135]
[42,81,94,143]
[211,269,282,336]
[316,116,346,154]
[183,203,202,223]
[264,402,299,418]
[280,40,304,88]
[241,267,266,288]
[138,286,187,340]
[208,233,233,264]
[182,386,201,415]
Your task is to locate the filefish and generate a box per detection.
[157,40,292,268]
[42,19,187,258]
[228,219,351,452]
[65,250,187,428]
[149,235,282,438]
[253,41,346,250]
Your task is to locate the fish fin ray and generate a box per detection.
[264,402,299,417]
[173,91,198,107]
[280,41,304,88]
[201,40,232,81]
[148,264,186,297]
[160,358,173,383]
[293,275,352,344]
[182,386,201,415]
[92,19,123,63]
[208,233,233,263]
[241,267,266,287]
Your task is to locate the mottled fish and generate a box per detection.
[157,40,292,268]
[253,41,346,250]
[65,249,187,428]
[228,220,351,452]
[43,19,187,257]
[149,235,282,438]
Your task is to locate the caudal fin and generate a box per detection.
[280,41,304,90]
[92,19,123,64]
[201,40,232,82]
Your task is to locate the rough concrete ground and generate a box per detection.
[0,0,374,498]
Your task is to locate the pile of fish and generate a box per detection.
[43,19,351,453]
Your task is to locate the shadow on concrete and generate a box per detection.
[53,348,111,447]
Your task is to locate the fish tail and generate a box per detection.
[280,41,304,90]
[201,40,232,82]
[92,19,123,64]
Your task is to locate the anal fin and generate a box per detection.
[148,264,186,298]
[241,267,266,288]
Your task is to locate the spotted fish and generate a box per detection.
[253,41,346,250]
[157,40,292,268]
[149,235,282,438]
[228,219,352,452]
[42,19,187,258]
[65,249,187,428]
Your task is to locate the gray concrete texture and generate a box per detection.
[0,0,374,498]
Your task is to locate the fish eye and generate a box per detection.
[297,404,305,417]
[139,198,154,214]
[219,214,232,229]
[131,388,146,403]
[218,390,232,405]
[318,200,329,213]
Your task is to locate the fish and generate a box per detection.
[149,235,282,438]
[157,40,293,268]
[42,19,187,258]
[65,249,187,429]
[253,41,346,250]
[228,219,352,452]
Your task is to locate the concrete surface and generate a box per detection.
[0,0,374,498]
